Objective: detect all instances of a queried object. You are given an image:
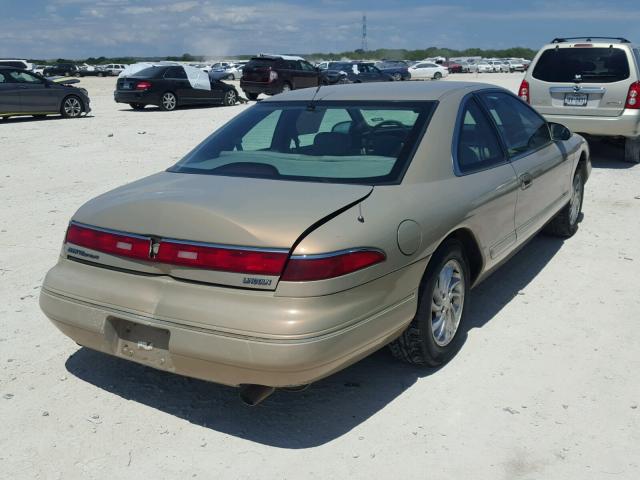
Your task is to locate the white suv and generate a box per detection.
[521,37,640,162]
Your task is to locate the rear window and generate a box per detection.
[532,47,630,83]
[168,101,435,185]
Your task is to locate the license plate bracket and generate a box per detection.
[564,92,588,107]
[112,319,173,371]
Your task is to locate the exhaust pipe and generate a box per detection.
[239,384,276,406]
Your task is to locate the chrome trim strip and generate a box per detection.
[161,237,290,254]
[70,221,151,240]
[549,86,606,94]
[290,247,386,260]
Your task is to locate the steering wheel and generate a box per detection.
[371,120,405,133]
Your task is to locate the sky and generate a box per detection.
[1,0,639,59]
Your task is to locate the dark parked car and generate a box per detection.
[442,61,463,73]
[0,67,91,120]
[43,63,79,77]
[240,55,319,100]
[78,65,109,77]
[114,65,239,111]
[375,60,411,80]
[321,62,393,84]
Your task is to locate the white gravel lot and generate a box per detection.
[1,73,639,480]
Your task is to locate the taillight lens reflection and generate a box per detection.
[518,80,530,103]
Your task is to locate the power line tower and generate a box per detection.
[361,14,368,51]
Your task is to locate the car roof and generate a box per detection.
[262,81,500,102]
[542,39,637,49]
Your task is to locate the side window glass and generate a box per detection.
[480,92,551,157]
[9,71,43,84]
[456,98,505,173]
[165,67,187,79]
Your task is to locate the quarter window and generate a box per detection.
[479,92,551,157]
[456,98,505,173]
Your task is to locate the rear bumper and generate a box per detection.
[240,80,281,95]
[114,90,159,106]
[40,258,422,387]
[542,110,640,138]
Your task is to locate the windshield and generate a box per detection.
[533,47,630,83]
[169,101,435,185]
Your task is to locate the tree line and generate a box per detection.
[27,46,537,65]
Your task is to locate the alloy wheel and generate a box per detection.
[162,93,177,111]
[569,172,583,225]
[225,90,237,105]
[63,97,82,117]
[430,259,465,347]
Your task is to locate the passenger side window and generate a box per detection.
[479,92,551,157]
[456,98,505,174]
[299,61,316,72]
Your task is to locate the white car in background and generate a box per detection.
[408,62,448,80]
[470,62,493,73]
[104,64,127,76]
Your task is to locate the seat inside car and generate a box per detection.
[312,132,351,156]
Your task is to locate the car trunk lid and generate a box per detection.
[66,172,372,290]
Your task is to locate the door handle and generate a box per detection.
[519,173,533,190]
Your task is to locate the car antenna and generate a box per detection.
[307,82,322,111]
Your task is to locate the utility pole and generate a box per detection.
[361,14,368,51]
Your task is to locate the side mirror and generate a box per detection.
[549,122,572,141]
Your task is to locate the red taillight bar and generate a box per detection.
[66,223,151,260]
[518,79,530,104]
[281,249,386,282]
[625,81,640,109]
[155,240,288,276]
[65,223,386,280]
[135,81,152,90]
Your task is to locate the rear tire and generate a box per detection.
[160,92,177,111]
[392,72,402,81]
[389,240,469,367]
[543,168,584,237]
[223,89,238,106]
[433,72,442,80]
[60,95,83,118]
[281,82,292,93]
[225,74,235,80]
[624,136,640,163]
[245,92,259,101]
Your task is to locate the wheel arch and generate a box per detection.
[424,227,484,287]
[59,93,85,114]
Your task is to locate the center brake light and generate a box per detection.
[518,79,530,104]
[281,249,386,282]
[135,81,152,90]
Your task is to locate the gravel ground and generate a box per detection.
[1,73,639,480]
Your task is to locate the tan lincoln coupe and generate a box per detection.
[40,82,590,405]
